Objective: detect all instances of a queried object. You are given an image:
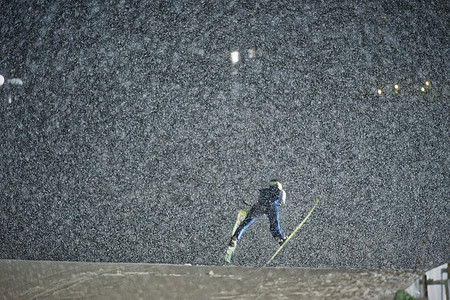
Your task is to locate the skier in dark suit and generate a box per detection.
[229,180,287,248]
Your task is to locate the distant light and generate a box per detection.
[7,78,23,86]
[393,84,399,94]
[0,75,4,87]
[420,86,426,92]
[230,51,240,64]
[8,94,12,104]
[425,81,430,86]
[377,89,382,95]
[248,48,255,59]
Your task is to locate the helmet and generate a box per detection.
[270,180,283,190]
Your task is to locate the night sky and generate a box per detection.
[0,0,448,269]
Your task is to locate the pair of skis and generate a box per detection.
[224,198,319,266]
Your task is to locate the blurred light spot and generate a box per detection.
[0,75,4,87]
[394,84,399,94]
[377,89,382,95]
[230,51,239,64]
[425,81,430,86]
[248,48,255,59]
[7,78,23,86]
[420,86,426,92]
[8,94,12,104]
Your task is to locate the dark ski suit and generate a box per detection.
[232,186,286,242]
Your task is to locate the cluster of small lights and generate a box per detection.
[1,75,23,104]
[377,81,431,95]
[421,81,431,92]
[230,48,256,65]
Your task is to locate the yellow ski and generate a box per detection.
[224,210,247,263]
[264,198,319,267]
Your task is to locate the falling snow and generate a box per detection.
[0,0,448,272]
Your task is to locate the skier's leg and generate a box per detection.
[232,205,261,242]
[233,216,256,242]
[267,201,285,243]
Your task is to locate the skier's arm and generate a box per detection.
[279,190,286,205]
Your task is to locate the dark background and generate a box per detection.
[0,0,448,269]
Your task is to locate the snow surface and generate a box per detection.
[0,259,423,300]
[0,1,448,270]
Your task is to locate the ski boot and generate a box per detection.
[276,236,287,246]
[229,236,237,248]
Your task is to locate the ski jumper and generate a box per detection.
[232,186,286,242]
